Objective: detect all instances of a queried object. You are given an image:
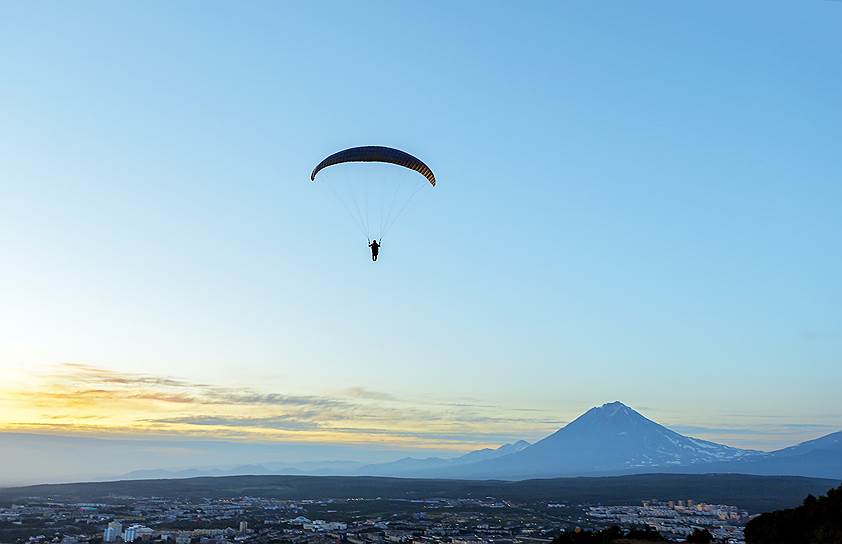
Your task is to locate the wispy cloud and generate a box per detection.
[2,364,559,451]
[673,423,838,437]
[203,390,349,408]
[339,387,397,402]
[58,363,202,388]
[153,415,323,432]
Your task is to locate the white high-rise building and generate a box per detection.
[123,526,138,543]
[104,521,122,543]
[239,521,248,533]
[122,524,154,542]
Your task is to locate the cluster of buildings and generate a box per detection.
[101,521,250,544]
[0,497,267,544]
[103,521,157,542]
[587,499,750,543]
[1,493,753,544]
[290,517,347,533]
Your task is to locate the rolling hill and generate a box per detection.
[1,473,837,514]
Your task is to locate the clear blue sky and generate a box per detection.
[1,1,841,473]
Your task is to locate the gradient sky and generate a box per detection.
[1,2,841,480]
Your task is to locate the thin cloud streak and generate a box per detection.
[2,364,561,451]
[339,387,397,402]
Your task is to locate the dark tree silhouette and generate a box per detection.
[745,484,842,544]
[686,527,713,543]
[626,525,665,540]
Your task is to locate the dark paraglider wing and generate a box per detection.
[310,146,436,187]
[310,145,436,242]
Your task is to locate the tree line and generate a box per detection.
[745,483,842,543]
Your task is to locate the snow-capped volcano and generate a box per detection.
[535,401,755,468]
[435,402,759,479]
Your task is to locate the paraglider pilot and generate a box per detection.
[368,239,381,262]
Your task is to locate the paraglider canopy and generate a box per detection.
[311,146,436,187]
[310,146,436,245]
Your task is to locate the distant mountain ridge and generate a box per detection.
[115,402,842,481]
[772,431,842,458]
[676,431,842,480]
[121,460,365,480]
[119,442,533,481]
[355,440,530,477]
